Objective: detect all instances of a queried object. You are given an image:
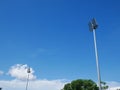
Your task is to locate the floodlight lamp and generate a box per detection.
[88,21,93,32]
[92,18,98,29]
[27,68,31,73]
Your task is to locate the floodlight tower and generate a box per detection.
[26,67,31,90]
[88,18,102,90]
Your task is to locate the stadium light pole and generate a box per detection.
[88,18,102,90]
[26,67,31,90]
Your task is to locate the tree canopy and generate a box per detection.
[62,79,99,90]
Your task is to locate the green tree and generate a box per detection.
[64,83,72,90]
[63,79,99,90]
[101,81,109,90]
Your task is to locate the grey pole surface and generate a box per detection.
[26,67,31,90]
[88,18,102,90]
[26,73,30,90]
[93,29,102,90]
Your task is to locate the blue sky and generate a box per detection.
[0,0,120,84]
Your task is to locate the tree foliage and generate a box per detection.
[101,81,109,90]
[63,79,99,90]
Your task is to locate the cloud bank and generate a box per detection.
[0,79,66,90]
[108,81,120,90]
[0,64,67,90]
[0,80,120,90]
[0,64,120,90]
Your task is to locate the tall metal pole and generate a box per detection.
[26,73,30,90]
[88,18,102,90]
[93,29,102,90]
[26,67,31,90]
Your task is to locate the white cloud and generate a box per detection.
[0,79,67,90]
[0,70,4,75]
[8,64,36,80]
[107,81,120,90]
[110,87,120,90]
[3,64,120,90]
[0,64,67,90]
[1,80,120,90]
